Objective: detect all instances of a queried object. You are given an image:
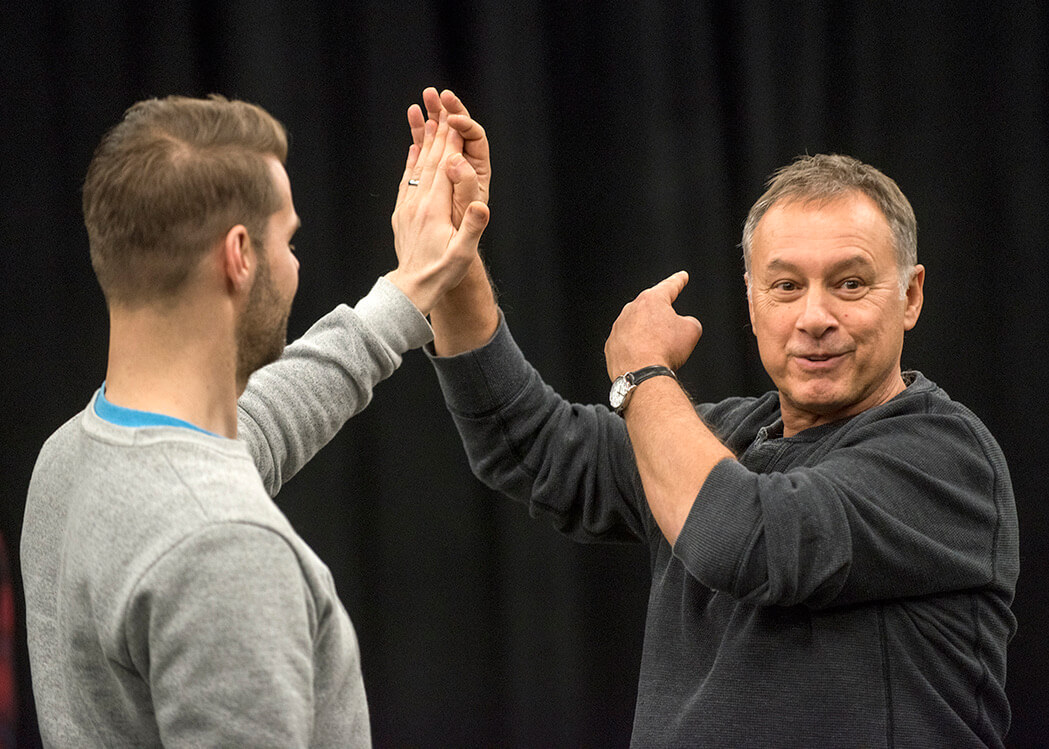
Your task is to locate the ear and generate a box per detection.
[903,264,925,330]
[744,273,756,332]
[221,225,254,294]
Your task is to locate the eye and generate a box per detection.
[288,243,296,254]
[766,279,803,301]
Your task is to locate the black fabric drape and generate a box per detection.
[3,3,1046,746]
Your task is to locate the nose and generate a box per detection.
[795,287,837,338]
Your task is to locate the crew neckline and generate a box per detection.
[94,384,224,438]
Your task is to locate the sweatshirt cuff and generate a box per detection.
[673,458,762,591]
[353,276,433,354]
[425,313,531,416]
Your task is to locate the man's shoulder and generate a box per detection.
[35,408,87,457]
[873,371,998,440]
[30,404,271,528]
[840,371,1010,479]
[28,407,91,494]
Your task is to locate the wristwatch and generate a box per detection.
[609,365,677,414]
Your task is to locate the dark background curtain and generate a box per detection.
[2,2,1047,746]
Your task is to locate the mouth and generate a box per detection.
[792,351,848,370]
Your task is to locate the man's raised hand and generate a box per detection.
[604,271,703,380]
[388,108,489,315]
[407,87,490,229]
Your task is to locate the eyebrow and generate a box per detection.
[764,254,877,276]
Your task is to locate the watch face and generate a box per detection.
[609,375,631,409]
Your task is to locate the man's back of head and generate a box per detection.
[83,95,288,308]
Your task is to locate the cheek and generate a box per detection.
[752,317,791,364]
[279,251,299,292]
[754,309,793,340]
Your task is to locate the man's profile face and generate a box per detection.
[746,191,923,433]
[236,157,300,384]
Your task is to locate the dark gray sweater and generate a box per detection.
[431,319,1018,748]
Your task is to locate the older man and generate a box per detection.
[425,140,1017,745]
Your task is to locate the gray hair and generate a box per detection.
[741,154,918,295]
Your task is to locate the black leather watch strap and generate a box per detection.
[626,365,677,388]
[611,365,677,414]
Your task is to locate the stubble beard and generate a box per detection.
[235,250,290,386]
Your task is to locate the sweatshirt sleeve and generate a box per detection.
[429,315,652,544]
[124,524,317,748]
[237,277,433,495]
[674,404,1016,609]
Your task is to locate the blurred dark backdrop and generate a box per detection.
[2,2,1047,746]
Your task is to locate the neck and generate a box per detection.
[780,370,908,438]
[103,295,240,438]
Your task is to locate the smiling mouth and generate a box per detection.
[793,352,848,367]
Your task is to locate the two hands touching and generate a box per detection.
[389,87,724,546]
[386,88,492,316]
[386,87,703,392]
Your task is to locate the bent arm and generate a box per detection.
[430,256,500,355]
[430,316,652,544]
[675,409,1016,608]
[238,278,431,495]
[622,375,734,545]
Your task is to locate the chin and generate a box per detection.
[784,385,854,418]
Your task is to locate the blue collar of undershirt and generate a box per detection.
[94,383,224,438]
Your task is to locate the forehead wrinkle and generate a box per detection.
[762,252,878,278]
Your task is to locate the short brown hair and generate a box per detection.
[741,154,917,292]
[83,94,288,306]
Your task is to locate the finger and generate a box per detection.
[440,89,469,117]
[460,201,490,239]
[442,126,465,163]
[447,115,488,154]
[653,270,689,301]
[448,201,491,260]
[422,87,443,123]
[447,152,479,222]
[410,117,438,182]
[396,143,422,208]
[446,114,490,191]
[440,91,488,158]
[407,104,426,148]
[446,152,478,189]
[419,109,450,188]
[420,148,459,209]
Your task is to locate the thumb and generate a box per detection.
[457,201,490,242]
[446,153,472,183]
[682,314,703,338]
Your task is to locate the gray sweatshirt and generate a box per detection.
[23,278,431,748]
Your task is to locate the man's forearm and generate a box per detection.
[623,376,735,546]
[430,256,500,356]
